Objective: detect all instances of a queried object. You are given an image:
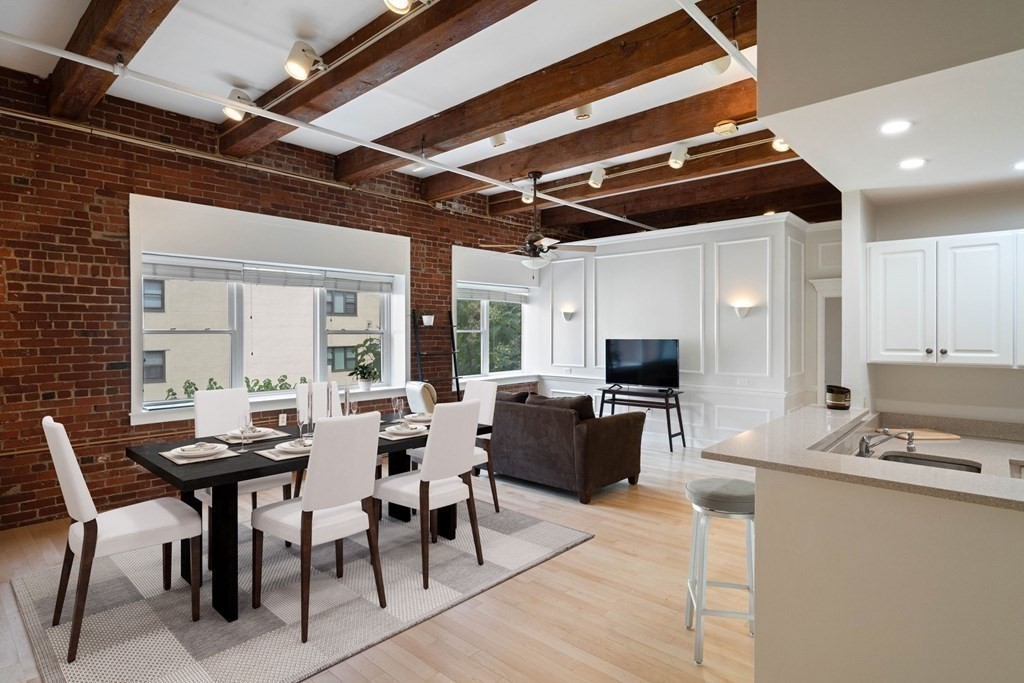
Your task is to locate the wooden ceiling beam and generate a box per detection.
[48,0,178,120]
[578,183,841,237]
[487,130,794,215]
[334,0,757,183]
[541,159,828,228]
[422,79,757,202]
[218,0,536,157]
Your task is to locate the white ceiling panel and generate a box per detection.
[0,0,92,77]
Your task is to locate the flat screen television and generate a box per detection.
[605,339,680,389]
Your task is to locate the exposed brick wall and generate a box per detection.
[0,66,556,530]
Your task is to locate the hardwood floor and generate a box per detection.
[0,437,756,682]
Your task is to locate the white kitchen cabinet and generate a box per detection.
[868,239,936,363]
[868,231,1016,366]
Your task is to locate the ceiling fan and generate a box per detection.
[480,171,596,269]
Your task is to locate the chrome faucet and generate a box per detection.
[857,428,916,457]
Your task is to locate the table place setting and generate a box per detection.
[216,425,291,444]
[379,422,428,441]
[256,437,314,461]
[158,441,239,465]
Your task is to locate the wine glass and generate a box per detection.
[390,396,404,421]
[237,414,252,452]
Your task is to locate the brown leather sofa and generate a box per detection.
[488,392,645,504]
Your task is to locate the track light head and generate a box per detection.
[703,40,739,76]
[489,132,507,148]
[713,120,739,136]
[222,88,253,122]
[588,167,606,189]
[668,143,689,170]
[521,191,534,204]
[285,41,323,81]
[772,137,790,152]
[573,103,593,121]
[383,0,412,14]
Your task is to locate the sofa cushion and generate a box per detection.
[496,390,530,403]
[525,393,596,421]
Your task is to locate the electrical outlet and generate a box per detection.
[278,413,288,426]
[736,377,749,386]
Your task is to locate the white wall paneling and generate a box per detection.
[715,236,771,376]
[810,278,843,403]
[549,258,586,367]
[714,405,774,435]
[593,245,703,372]
[818,241,842,270]
[787,236,805,378]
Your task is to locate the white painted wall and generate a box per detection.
[759,0,1024,117]
[537,214,808,447]
[802,223,842,402]
[841,192,875,409]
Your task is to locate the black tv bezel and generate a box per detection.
[604,338,680,389]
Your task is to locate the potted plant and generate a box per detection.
[349,337,382,391]
[421,311,435,326]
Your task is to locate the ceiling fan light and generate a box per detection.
[221,88,252,122]
[383,0,412,14]
[521,258,551,270]
[489,132,507,148]
[668,143,689,170]
[588,167,606,189]
[772,137,790,152]
[285,41,322,80]
[521,191,534,204]
[573,103,592,121]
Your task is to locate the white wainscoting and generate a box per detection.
[818,241,842,270]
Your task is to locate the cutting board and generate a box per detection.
[875,428,960,441]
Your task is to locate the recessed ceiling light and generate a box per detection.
[880,120,913,135]
[899,157,926,170]
[573,103,593,121]
[1013,160,1024,171]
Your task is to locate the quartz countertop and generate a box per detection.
[701,406,1024,512]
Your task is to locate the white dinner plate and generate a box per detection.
[404,413,433,424]
[385,424,427,437]
[227,426,273,437]
[275,439,313,454]
[170,442,230,459]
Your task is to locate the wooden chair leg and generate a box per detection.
[162,542,172,590]
[251,492,258,509]
[251,529,263,609]
[419,482,430,590]
[334,539,344,578]
[283,483,293,547]
[362,497,386,608]
[52,541,74,626]
[67,519,97,663]
[189,535,201,621]
[300,511,313,643]
[486,450,500,513]
[294,468,305,498]
[207,506,213,571]
[461,473,484,566]
[430,509,438,544]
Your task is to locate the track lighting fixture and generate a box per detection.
[573,103,593,121]
[704,40,739,76]
[772,137,790,152]
[383,0,412,14]
[713,120,739,136]
[588,167,606,189]
[222,88,252,122]
[284,41,324,81]
[521,191,534,204]
[668,143,689,170]
[489,132,507,148]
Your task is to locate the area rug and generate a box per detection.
[12,504,591,683]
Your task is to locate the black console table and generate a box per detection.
[598,385,686,452]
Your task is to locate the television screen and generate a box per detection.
[605,339,680,388]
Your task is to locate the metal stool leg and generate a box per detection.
[747,519,755,636]
[685,509,699,630]
[693,511,711,665]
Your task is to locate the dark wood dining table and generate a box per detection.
[126,418,491,622]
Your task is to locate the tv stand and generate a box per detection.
[598,386,686,452]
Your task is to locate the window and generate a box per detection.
[327,346,358,372]
[455,283,526,376]
[143,279,164,311]
[326,290,357,316]
[138,254,394,408]
[143,350,166,383]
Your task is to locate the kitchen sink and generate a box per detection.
[879,452,982,473]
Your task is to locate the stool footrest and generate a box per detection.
[707,580,751,592]
[702,608,753,621]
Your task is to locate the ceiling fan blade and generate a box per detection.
[535,236,560,247]
[479,244,522,248]
[554,245,597,252]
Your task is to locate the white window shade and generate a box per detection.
[142,256,242,282]
[456,282,529,304]
[143,254,393,292]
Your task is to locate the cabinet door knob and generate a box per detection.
[940,348,948,355]
[925,348,934,355]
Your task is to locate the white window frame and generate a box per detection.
[456,298,524,377]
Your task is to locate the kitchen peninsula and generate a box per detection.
[704,406,1024,683]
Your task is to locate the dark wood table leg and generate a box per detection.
[437,504,457,540]
[210,482,239,622]
[665,397,674,452]
[180,490,201,586]
[387,450,412,523]
[599,391,606,417]
[676,397,686,447]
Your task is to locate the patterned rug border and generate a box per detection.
[12,511,593,683]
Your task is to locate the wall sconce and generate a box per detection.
[731,299,753,318]
[561,308,575,322]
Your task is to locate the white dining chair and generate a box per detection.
[193,388,295,562]
[251,412,386,643]
[405,381,437,415]
[374,400,484,589]
[43,416,202,663]
[409,380,501,511]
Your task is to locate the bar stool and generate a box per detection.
[684,477,755,665]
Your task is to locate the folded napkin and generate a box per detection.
[255,448,309,462]
[378,429,429,441]
[215,428,290,444]
[158,449,241,465]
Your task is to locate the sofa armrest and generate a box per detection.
[573,411,645,502]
